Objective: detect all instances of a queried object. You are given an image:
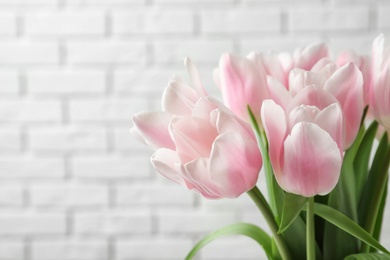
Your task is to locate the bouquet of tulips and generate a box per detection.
[131,34,390,260]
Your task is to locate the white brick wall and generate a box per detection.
[0,1,388,260]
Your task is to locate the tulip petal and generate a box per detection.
[311,57,338,78]
[132,111,175,149]
[287,85,339,114]
[182,158,222,199]
[294,42,331,70]
[315,103,344,152]
[219,53,268,121]
[261,100,287,174]
[212,106,255,140]
[184,57,207,96]
[267,76,292,109]
[151,148,186,186]
[192,97,219,120]
[170,117,218,163]
[162,80,199,116]
[282,122,342,197]
[289,69,327,96]
[210,132,261,198]
[324,63,364,147]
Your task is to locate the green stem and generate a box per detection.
[306,197,315,260]
[247,186,292,260]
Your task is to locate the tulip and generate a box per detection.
[261,86,344,197]
[131,59,262,199]
[370,34,390,130]
[216,53,269,122]
[293,42,331,71]
[267,59,364,149]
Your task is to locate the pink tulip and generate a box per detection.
[216,53,269,122]
[131,58,262,199]
[267,59,364,148]
[370,34,390,130]
[261,86,344,197]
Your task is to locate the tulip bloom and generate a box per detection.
[261,87,344,197]
[370,34,390,130]
[216,53,268,122]
[267,59,364,149]
[131,59,262,199]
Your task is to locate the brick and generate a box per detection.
[0,212,65,235]
[0,157,64,178]
[201,9,281,34]
[113,128,150,152]
[116,238,193,260]
[291,7,369,32]
[74,210,152,235]
[0,42,58,65]
[158,210,236,234]
[0,70,19,94]
[0,99,61,123]
[240,36,324,54]
[154,39,234,64]
[27,69,106,94]
[113,10,193,34]
[0,0,57,4]
[113,68,175,95]
[116,183,194,206]
[31,183,108,207]
[32,239,108,260]
[71,155,151,179]
[66,41,147,65]
[0,185,23,206]
[29,126,107,152]
[201,237,267,260]
[0,241,23,260]
[25,11,105,36]
[0,129,21,151]
[69,98,147,122]
[66,0,144,4]
[0,13,16,35]
[330,35,374,56]
[378,6,390,30]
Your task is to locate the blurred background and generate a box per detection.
[0,0,389,259]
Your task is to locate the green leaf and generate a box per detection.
[372,182,388,250]
[279,193,307,233]
[359,132,390,253]
[185,223,274,260]
[354,121,379,200]
[309,203,390,255]
[344,253,390,260]
[323,125,366,259]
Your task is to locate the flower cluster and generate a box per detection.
[131,34,390,259]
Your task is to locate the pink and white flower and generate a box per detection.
[131,59,262,199]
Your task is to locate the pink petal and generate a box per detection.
[289,69,327,96]
[282,122,342,197]
[162,80,199,116]
[261,100,287,174]
[267,76,292,109]
[294,42,331,71]
[169,117,218,163]
[287,85,339,114]
[324,63,364,147]
[210,132,262,198]
[212,106,255,140]
[182,158,222,199]
[192,97,219,120]
[151,148,186,186]
[311,58,338,78]
[372,66,390,129]
[184,57,208,96]
[219,53,268,121]
[132,111,175,149]
[314,103,345,152]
